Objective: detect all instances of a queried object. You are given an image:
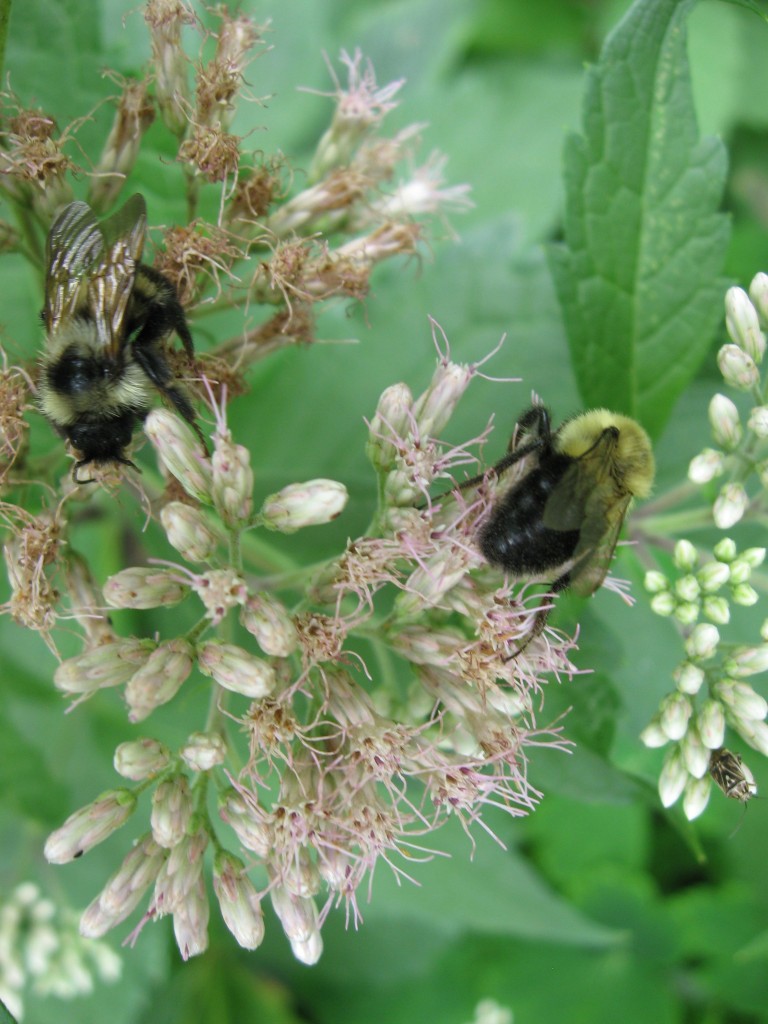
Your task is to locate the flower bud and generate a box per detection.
[713,483,748,530]
[715,679,768,721]
[682,776,711,820]
[650,592,676,617]
[80,834,165,938]
[674,575,700,603]
[213,851,265,950]
[660,693,692,741]
[749,271,768,327]
[239,592,298,657]
[197,641,276,697]
[412,360,472,439]
[697,560,730,592]
[659,748,688,808]
[172,876,210,961]
[736,717,768,757]
[54,638,154,695]
[688,448,725,484]
[270,886,323,965]
[640,718,668,748]
[673,602,700,626]
[103,566,189,610]
[708,394,742,450]
[212,434,253,526]
[698,700,726,749]
[45,789,137,863]
[717,344,759,390]
[218,788,271,857]
[125,639,194,723]
[151,774,193,849]
[114,738,170,780]
[644,570,668,594]
[740,547,766,568]
[684,623,720,661]
[748,406,768,438]
[725,285,765,361]
[702,596,730,625]
[731,583,759,607]
[725,645,768,677]
[681,726,709,778]
[261,479,348,532]
[713,537,737,562]
[145,410,212,505]
[144,0,194,137]
[366,382,413,473]
[761,618,768,642]
[180,731,227,772]
[160,502,220,563]
[673,540,698,571]
[674,662,705,696]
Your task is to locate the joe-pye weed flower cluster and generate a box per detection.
[0,0,576,983]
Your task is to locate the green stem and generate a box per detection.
[0,0,10,85]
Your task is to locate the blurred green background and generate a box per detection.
[3,0,768,1021]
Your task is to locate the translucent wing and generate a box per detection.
[44,194,147,358]
[542,434,631,597]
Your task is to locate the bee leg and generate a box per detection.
[131,343,209,454]
[504,569,571,661]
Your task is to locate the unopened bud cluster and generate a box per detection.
[0,882,121,1020]
[644,538,763,627]
[687,275,768,529]
[642,541,768,817]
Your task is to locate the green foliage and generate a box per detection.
[3,1,768,1023]
[549,0,731,436]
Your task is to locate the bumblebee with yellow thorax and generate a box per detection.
[38,194,202,482]
[463,405,654,653]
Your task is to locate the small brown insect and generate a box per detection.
[709,747,757,802]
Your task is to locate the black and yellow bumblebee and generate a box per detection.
[466,405,655,651]
[38,193,202,482]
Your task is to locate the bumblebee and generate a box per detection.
[709,747,757,802]
[38,194,201,482]
[468,405,654,650]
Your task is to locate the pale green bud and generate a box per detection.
[103,566,189,610]
[180,732,227,772]
[114,738,170,780]
[736,717,768,756]
[673,602,700,626]
[412,360,472,439]
[674,575,700,603]
[697,560,730,592]
[725,645,768,677]
[640,718,668,748]
[748,406,768,438]
[45,789,137,863]
[713,537,738,562]
[673,540,698,571]
[644,570,669,594]
[681,726,709,778]
[749,272,768,329]
[151,774,193,849]
[708,394,742,450]
[239,592,298,657]
[366,382,414,473]
[702,596,730,625]
[261,479,348,532]
[674,662,705,696]
[213,851,265,950]
[717,343,759,390]
[197,641,276,698]
[725,285,765,361]
[715,679,768,721]
[698,700,726,749]
[160,502,220,563]
[145,410,212,505]
[731,583,759,607]
[659,748,688,808]
[212,435,253,527]
[650,592,676,617]
[713,483,748,529]
[688,448,725,484]
[660,693,692,741]
[685,623,720,660]
[54,638,154,695]
[125,639,194,723]
[682,776,711,821]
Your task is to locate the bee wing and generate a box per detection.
[542,449,631,597]
[44,194,147,357]
[44,200,105,331]
[87,194,147,358]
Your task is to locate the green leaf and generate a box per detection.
[548,0,730,436]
